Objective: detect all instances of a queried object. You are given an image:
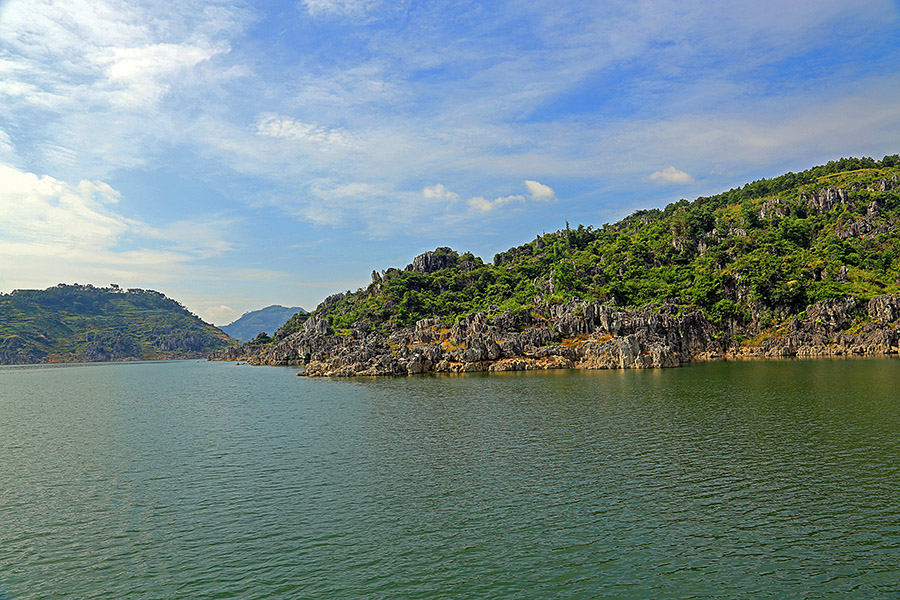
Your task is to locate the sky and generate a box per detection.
[1,0,899,325]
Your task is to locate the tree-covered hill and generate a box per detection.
[0,284,233,364]
[303,155,900,336]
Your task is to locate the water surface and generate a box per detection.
[1,358,899,598]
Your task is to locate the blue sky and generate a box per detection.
[1,0,899,324]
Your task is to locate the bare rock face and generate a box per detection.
[805,296,858,333]
[868,294,900,323]
[835,216,897,239]
[870,178,896,192]
[736,295,900,359]
[405,248,458,273]
[803,187,850,214]
[218,299,731,376]
[210,293,900,377]
[577,332,680,369]
[759,198,788,219]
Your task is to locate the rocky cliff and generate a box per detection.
[210,294,900,376]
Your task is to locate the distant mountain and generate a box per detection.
[0,284,233,364]
[221,305,306,342]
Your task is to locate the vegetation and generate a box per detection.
[0,284,233,364]
[297,155,900,335]
[273,311,311,339]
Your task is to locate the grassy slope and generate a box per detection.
[307,156,900,336]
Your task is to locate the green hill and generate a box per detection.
[221,305,306,342]
[308,155,900,335]
[211,155,900,375]
[0,284,233,364]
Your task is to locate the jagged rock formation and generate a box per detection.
[735,295,900,358]
[209,294,900,376]
[405,247,458,273]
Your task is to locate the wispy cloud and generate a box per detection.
[301,0,381,18]
[96,42,225,107]
[0,0,245,176]
[255,114,356,148]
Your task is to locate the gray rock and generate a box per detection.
[405,248,457,273]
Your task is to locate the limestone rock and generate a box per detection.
[212,293,900,377]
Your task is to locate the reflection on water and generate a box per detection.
[1,358,899,599]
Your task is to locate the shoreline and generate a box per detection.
[211,294,900,378]
[0,355,212,367]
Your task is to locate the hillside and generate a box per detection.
[213,155,900,375]
[221,305,306,342]
[1,284,233,364]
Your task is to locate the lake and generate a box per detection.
[1,358,899,599]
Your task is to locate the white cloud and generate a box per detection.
[0,163,235,295]
[96,42,224,107]
[0,164,132,246]
[205,304,236,324]
[466,180,556,213]
[302,0,380,18]
[524,179,555,201]
[649,166,696,185]
[255,114,355,148]
[422,184,459,202]
[467,194,526,213]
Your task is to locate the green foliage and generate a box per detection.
[299,156,900,331]
[0,284,232,364]
[250,331,273,345]
[274,311,311,339]
[552,260,576,293]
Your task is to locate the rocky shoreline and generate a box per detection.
[209,295,900,376]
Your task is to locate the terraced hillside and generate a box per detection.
[1,284,232,364]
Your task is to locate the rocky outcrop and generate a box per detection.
[803,187,850,214]
[835,214,897,239]
[759,198,789,219]
[209,294,900,376]
[735,295,900,359]
[212,300,727,375]
[405,248,458,273]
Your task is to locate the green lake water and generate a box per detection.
[1,358,899,599]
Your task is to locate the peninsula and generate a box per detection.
[212,156,900,376]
